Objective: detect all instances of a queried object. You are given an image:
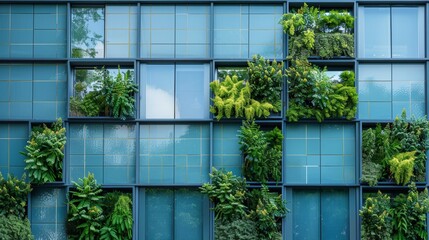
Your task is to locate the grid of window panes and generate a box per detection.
[0,1,426,240]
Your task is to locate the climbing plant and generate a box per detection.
[286,60,357,122]
[280,3,354,59]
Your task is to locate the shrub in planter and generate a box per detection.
[67,173,104,240]
[0,173,32,219]
[360,192,392,240]
[286,60,357,122]
[280,3,354,59]
[238,121,282,183]
[100,193,133,240]
[21,118,66,183]
[70,67,138,120]
[361,111,429,186]
[210,55,283,120]
[0,215,33,240]
[200,169,287,240]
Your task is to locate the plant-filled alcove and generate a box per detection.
[210,55,284,120]
[67,173,133,240]
[286,60,357,122]
[280,3,354,59]
[238,121,283,183]
[361,111,429,186]
[0,173,33,240]
[70,66,138,120]
[21,118,66,184]
[200,168,288,240]
[360,183,429,240]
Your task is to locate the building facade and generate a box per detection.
[0,0,428,239]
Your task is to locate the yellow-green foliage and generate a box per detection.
[210,75,274,120]
[389,151,416,185]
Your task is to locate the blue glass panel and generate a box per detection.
[175,64,209,119]
[105,5,137,58]
[392,7,425,58]
[293,190,320,239]
[140,64,175,119]
[213,124,242,176]
[71,7,104,58]
[321,189,349,240]
[175,189,205,240]
[145,189,174,240]
[358,7,391,58]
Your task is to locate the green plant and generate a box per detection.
[0,215,34,240]
[389,151,416,185]
[67,173,104,240]
[21,118,66,183]
[361,111,429,186]
[286,60,357,122]
[200,168,247,222]
[247,55,283,112]
[215,218,259,240]
[70,67,138,120]
[238,121,282,182]
[210,75,274,120]
[392,183,429,240]
[360,192,392,240]
[101,195,133,240]
[0,173,32,219]
[280,4,354,59]
[247,186,288,240]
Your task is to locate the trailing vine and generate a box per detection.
[286,60,357,122]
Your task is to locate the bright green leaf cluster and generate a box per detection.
[21,118,65,184]
[0,173,32,219]
[389,151,416,185]
[70,67,138,120]
[360,192,392,240]
[286,60,357,122]
[238,121,282,183]
[210,55,283,120]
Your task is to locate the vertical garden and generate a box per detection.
[0,1,428,240]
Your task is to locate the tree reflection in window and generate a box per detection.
[71,7,104,58]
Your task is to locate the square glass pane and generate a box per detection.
[105,5,137,58]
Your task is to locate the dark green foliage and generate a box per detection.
[247,186,288,240]
[70,67,138,120]
[361,112,429,186]
[360,192,392,240]
[238,121,282,182]
[210,55,283,120]
[286,60,357,122]
[67,173,105,240]
[201,169,287,239]
[391,183,429,240]
[21,118,65,183]
[101,195,133,240]
[247,55,283,112]
[200,168,247,222]
[0,173,32,219]
[215,218,259,240]
[280,3,354,59]
[0,215,34,240]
